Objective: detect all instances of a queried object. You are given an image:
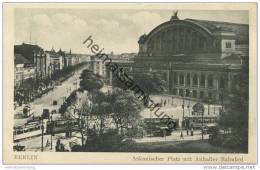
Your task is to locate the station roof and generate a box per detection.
[185,18,249,43]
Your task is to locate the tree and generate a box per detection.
[133,71,167,94]
[218,59,249,150]
[79,69,104,92]
[108,88,143,135]
[89,90,112,135]
[77,98,91,146]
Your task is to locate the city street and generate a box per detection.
[14,66,84,127]
[13,65,113,151]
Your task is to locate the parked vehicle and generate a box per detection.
[13,144,25,151]
[42,109,50,119]
[143,118,176,137]
[53,100,58,105]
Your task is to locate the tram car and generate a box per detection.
[13,121,46,142]
[143,118,177,137]
[46,119,79,135]
[185,116,218,130]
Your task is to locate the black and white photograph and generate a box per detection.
[2,2,257,165]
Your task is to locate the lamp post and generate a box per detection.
[41,116,44,152]
[221,91,224,115]
[186,90,192,135]
[202,110,204,140]
[181,91,185,138]
[208,97,211,115]
[50,112,54,150]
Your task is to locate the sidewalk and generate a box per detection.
[134,130,209,143]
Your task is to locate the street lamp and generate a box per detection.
[202,109,204,140]
[208,97,211,115]
[186,90,192,135]
[180,91,185,138]
[50,111,55,150]
[41,116,44,152]
[220,91,224,115]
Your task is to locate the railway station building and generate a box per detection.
[134,12,249,103]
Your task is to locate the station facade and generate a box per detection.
[134,13,249,103]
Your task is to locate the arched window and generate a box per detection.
[208,75,214,88]
[174,72,178,85]
[156,36,160,50]
[179,73,184,85]
[161,32,165,51]
[191,34,197,50]
[192,90,197,98]
[179,38,184,50]
[208,92,212,99]
[193,74,198,87]
[173,88,177,95]
[179,89,184,97]
[148,40,155,52]
[186,89,190,97]
[200,74,205,88]
[200,91,204,99]
[219,76,225,89]
[199,37,205,49]
[186,73,190,86]
[172,29,175,50]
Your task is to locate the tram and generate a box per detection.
[46,119,79,134]
[13,121,46,142]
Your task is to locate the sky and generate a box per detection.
[15,9,248,54]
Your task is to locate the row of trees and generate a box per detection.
[51,62,87,82]
[14,62,87,106]
[113,71,167,94]
[75,69,143,151]
[14,77,55,106]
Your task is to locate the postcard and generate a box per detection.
[3,2,257,164]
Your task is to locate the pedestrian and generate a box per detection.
[163,129,166,140]
[60,143,65,152]
[46,139,50,147]
[55,139,61,152]
[180,132,184,140]
[164,99,166,106]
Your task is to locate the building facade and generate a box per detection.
[45,49,64,74]
[14,43,50,80]
[14,53,36,87]
[134,13,248,103]
[34,50,49,80]
[64,50,80,67]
